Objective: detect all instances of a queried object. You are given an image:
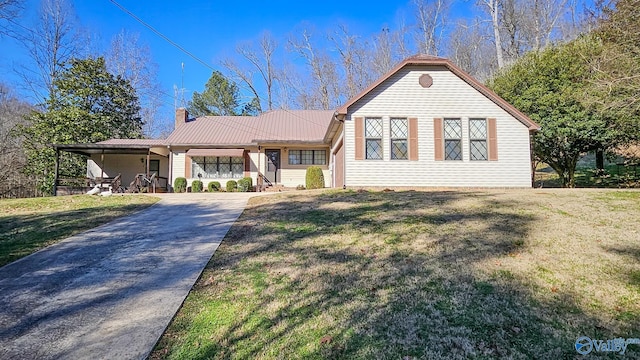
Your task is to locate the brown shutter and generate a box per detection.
[354,116,364,160]
[488,118,498,161]
[433,118,444,161]
[243,150,251,177]
[408,117,418,161]
[185,155,192,177]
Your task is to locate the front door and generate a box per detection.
[265,149,280,184]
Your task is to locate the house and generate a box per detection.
[166,109,335,189]
[54,55,539,193]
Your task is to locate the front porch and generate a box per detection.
[53,140,170,195]
[174,144,331,191]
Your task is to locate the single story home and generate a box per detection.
[54,55,540,193]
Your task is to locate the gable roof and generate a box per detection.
[335,54,540,131]
[166,109,335,146]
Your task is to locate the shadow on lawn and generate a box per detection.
[159,190,634,359]
[605,244,640,295]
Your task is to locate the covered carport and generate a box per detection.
[53,140,169,196]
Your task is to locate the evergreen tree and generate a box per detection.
[188,71,241,117]
[21,57,142,194]
[489,37,608,187]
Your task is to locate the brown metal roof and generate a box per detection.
[336,55,540,131]
[186,148,245,157]
[166,109,335,146]
[53,143,162,156]
[97,139,167,146]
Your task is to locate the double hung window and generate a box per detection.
[390,118,408,160]
[443,118,462,160]
[469,118,488,161]
[365,117,383,160]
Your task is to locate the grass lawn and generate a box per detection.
[535,162,640,188]
[151,189,640,359]
[0,194,159,267]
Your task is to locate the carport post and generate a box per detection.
[100,150,105,181]
[146,150,150,177]
[257,145,261,192]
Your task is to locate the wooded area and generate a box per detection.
[0,0,638,196]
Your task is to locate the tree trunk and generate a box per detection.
[487,0,505,69]
[595,148,604,170]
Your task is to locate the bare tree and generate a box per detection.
[479,0,506,68]
[500,0,527,60]
[288,27,340,110]
[278,61,311,109]
[394,17,414,60]
[523,0,570,50]
[0,0,23,37]
[558,0,589,41]
[0,83,32,197]
[448,20,497,80]
[413,0,449,55]
[106,30,168,137]
[371,18,414,78]
[478,0,579,69]
[328,24,374,100]
[16,0,81,103]
[371,27,394,77]
[222,32,278,112]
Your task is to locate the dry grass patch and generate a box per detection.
[151,189,640,359]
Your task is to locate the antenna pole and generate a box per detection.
[180,62,185,107]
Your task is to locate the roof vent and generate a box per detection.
[419,74,433,88]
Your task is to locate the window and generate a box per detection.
[469,118,488,161]
[288,150,326,165]
[365,117,383,160]
[191,156,244,179]
[390,118,408,160]
[149,160,160,175]
[443,118,462,160]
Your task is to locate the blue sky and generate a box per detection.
[1,0,481,107]
[73,0,472,104]
[1,0,590,129]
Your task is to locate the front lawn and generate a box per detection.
[0,194,159,267]
[151,189,640,359]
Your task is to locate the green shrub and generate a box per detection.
[191,180,203,192]
[208,181,221,192]
[174,177,187,193]
[226,180,238,192]
[237,177,253,192]
[305,166,325,189]
[237,179,246,192]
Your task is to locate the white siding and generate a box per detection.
[279,168,331,188]
[171,147,331,189]
[345,65,532,187]
[171,151,185,186]
[279,147,330,188]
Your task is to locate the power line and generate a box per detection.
[108,0,334,134]
[108,0,216,72]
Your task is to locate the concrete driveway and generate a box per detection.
[0,193,261,360]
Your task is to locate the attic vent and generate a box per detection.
[419,74,433,88]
